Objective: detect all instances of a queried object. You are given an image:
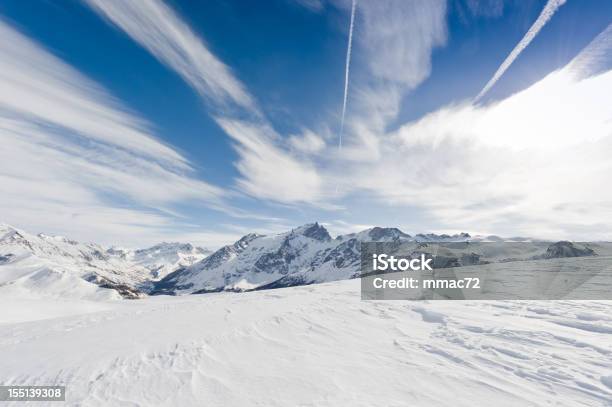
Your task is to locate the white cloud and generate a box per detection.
[1,119,223,204]
[288,130,326,154]
[85,0,259,115]
[83,0,452,212]
[334,0,448,154]
[0,20,242,247]
[83,0,341,210]
[339,27,612,240]
[315,12,612,240]
[75,0,612,241]
[356,0,447,87]
[0,20,187,169]
[216,118,328,205]
[216,0,449,209]
[187,1,441,208]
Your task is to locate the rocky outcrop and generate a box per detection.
[538,241,596,259]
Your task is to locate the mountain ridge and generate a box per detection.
[152,223,483,295]
[3,222,593,299]
[0,223,209,299]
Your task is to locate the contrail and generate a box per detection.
[474,0,567,103]
[338,0,356,151]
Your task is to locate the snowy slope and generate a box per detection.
[0,224,208,299]
[0,224,145,300]
[1,279,611,406]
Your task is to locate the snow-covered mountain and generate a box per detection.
[0,224,209,300]
[0,222,474,299]
[108,243,211,280]
[3,222,595,299]
[152,223,475,295]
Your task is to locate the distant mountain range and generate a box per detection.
[151,224,478,295]
[0,224,209,299]
[0,222,597,299]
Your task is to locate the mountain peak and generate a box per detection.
[293,223,331,242]
[0,223,27,243]
[367,227,411,241]
[0,223,21,234]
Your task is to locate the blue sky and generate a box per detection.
[1,0,611,248]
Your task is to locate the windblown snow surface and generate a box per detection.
[2,280,612,406]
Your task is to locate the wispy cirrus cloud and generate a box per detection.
[339,25,612,239]
[333,0,448,157]
[0,19,236,246]
[78,0,612,242]
[84,0,332,207]
[356,0,447,88]
[319,5,612,239]
[0,20,187,169]
[83,0,450,210]
[291,0,325,13]
[215,118,330,206]
[85,0,259,115]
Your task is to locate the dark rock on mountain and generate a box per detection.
[0,253,13,264]
[539,241,596,259]
[84,274,144,299]
[299,223,331,242]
